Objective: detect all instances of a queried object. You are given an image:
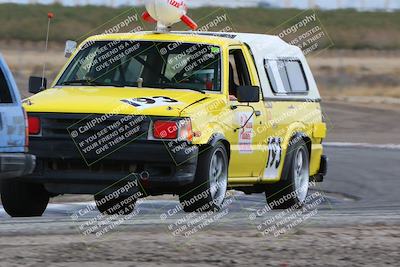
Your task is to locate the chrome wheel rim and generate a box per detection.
[209,148,228,207]
[293,147,309,203]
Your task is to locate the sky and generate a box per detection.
[1,0,399,10]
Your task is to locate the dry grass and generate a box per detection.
[1,4,400,50]
[1,42,399,101]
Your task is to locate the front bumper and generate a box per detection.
[26,139,198,194]
[0,153,36,179]
[24,112,199,195]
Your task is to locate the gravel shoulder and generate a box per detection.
[0,225,399,267]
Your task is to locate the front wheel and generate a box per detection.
[265,139,310,209]
[179,142,228,212]
[1,180,49,217]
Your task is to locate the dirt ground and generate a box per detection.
[0,225,398,266]
[322,100,400,144]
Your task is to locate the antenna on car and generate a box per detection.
[41,12,54,90]
[141,0,198,32]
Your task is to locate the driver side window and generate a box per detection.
[0,67,13,103]
[229,49,251,100]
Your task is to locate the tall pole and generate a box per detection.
[42,12,54,90]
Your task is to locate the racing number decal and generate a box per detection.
[121,96,180,109]
[264,137,282,179]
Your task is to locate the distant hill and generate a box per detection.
[0,3,399,50]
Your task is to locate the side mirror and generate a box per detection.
[237,86,260,103]
[29,76,47,94]
[64,40,77,58]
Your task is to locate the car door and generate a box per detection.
[0,55,25,152]
[227,46,269,178]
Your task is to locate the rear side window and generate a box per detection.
[286,61,308,92]
[0,68,13,103]
[264,59,308,94]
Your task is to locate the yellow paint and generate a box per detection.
[24,32,326,187]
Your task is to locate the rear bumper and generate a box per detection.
[319,155,328,177]
[0,153,36,179]
[311,154,328,182]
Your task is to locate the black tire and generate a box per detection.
[94,194,136,215]
[1,180,49,217]
[179,142,228,212]
[265,139,310,209]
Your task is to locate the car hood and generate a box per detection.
[23,86,210,117]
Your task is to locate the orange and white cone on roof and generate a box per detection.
[141,0,198,30]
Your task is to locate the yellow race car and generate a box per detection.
[2,31,327,217]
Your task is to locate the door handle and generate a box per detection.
[255,111,261,117]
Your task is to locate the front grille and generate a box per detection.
[29,113,151,165]
[36,113,150,141]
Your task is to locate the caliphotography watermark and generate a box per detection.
[67,110,148,166]
[156,98,234,167]
[249,181,327,238]
[77,8,144,46]
[159,181,236,239]
[269,9,334,56]
[70,172,147,239]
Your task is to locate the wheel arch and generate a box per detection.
[206,133,231,162]
[279,131,312,182]
[292,132,312,161]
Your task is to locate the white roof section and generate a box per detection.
[234,33,321,100]
[174,31,301,57]
[156,31,321,100]
[234,32,302,58]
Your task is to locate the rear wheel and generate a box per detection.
[179,142,228,212]
[94,194,136,215]
[265,139,310,209]
[1,180,49,217]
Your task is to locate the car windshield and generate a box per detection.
[57,40,222,92]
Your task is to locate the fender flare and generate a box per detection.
[205,133,231,161]
[280,132,311,181]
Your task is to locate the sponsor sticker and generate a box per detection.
[238,112,254,153]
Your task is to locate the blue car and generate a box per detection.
[0,53,36,216]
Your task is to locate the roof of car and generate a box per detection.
[86,31,300,58]
[85,31,242,47]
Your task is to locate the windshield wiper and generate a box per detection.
[61,80,124,87]
[61,79,94,86]
[184,88,206,94]
[158,83,206,94]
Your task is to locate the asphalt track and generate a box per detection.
[1,145,399,235]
